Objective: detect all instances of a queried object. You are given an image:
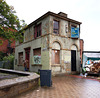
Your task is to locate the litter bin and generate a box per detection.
[40,70,52,87]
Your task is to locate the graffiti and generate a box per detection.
[34,55,41,64]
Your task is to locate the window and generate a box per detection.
[71,25,77,28]
[33,48,41,64]
[52,49,60,64]
[53,20,59,34]
[65,24,68,33]
[34,24,41,38]
[18,52,23,65]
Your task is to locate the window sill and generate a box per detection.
[51,64,61,67]
[52,33,60,36]
[31,64,42,66]
[34,36,41,39]
[71,37,79,39]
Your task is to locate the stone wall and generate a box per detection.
[0,69,39,98]
[0,78,39,98]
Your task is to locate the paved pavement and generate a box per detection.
[16,75,100,98]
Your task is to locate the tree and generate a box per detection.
[0,0,26,44]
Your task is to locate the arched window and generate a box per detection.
[52,42,61,64]
[52,49,60,64]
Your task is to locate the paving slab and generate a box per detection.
[16,75,100,98]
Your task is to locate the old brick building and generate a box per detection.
[0,38,15,55]
[14,11,82,74]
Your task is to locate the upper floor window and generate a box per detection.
[53,20,59,34]
[71,25,77,28]
[34,23,41,39]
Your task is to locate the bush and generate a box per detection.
[3,54,14,69]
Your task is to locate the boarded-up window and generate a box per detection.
[52,49,60,64]
[33,48,41,64]
[19,52,23,65]
[33,48,41,55]
[53,20,59,34]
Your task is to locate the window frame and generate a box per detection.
[33,48,41,56]
[71,25,77,28]
[53,20,59,34]
[52,49,60,64]
[34,23,41,39]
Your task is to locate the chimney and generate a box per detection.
[58,12,67,18]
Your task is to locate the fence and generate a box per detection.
[0,61,14,69]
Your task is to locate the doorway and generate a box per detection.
[71,50,76,71]
[25,47,30,69]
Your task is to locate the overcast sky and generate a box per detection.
[6,0,100,51]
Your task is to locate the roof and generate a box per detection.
[24,11,82,30]
[83,51,100,58]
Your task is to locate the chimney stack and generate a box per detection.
[58,12,68,18]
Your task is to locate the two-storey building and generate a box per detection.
[14,11,82,74]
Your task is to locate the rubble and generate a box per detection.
[97,77,100,80]
[85,60,100,75]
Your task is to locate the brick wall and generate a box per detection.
[0,38,15,53]
[80,39,84,64]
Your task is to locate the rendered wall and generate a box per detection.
[49,16,80,74]
[15,15,81,74]
[14,16,50,72]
